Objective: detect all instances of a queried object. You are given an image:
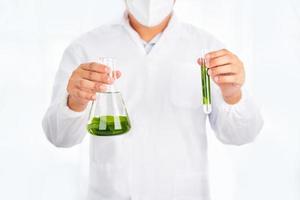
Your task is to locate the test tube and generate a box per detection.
[200,50,212,114]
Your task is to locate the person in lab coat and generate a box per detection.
[42,0,263,199]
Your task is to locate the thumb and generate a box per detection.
[114,70,122,79]
[197,58,205,66]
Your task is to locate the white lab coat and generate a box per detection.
[42,13,263,200]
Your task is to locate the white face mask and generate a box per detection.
[125,0,175,27]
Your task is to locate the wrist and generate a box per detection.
[223,90,242,105]
[67,95,88,112]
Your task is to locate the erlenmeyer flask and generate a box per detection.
[87,58,131,136]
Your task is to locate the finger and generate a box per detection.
[197,58,205,66]
[80,70,114,84]
[208,64,238,76]
[81,62,110,73]
[207,55,232,68]
[205,49,229,60]
[214,75,239,84]
[114,70,122,79]
[111,70,121,80]
[71,88,96,101]
[76,79,107,92]
[77,85,107,93]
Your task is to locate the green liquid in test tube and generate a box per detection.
[201,50,212,114]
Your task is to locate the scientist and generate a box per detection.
[43,0,263,199]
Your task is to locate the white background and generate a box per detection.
[0,0,299,199]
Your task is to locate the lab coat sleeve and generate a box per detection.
[42,43,89,148]
[208,83,264,145]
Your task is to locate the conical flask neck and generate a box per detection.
[99,57,118,93]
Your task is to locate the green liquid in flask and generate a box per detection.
[87,115,131,136]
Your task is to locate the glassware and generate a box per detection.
[200,50,212,114]
[87,58,131,136]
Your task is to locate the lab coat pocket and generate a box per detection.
[173,170,209,200]
[169,61,202,109]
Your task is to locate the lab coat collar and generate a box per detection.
[121,11,179,57]
[142,33,162,54]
